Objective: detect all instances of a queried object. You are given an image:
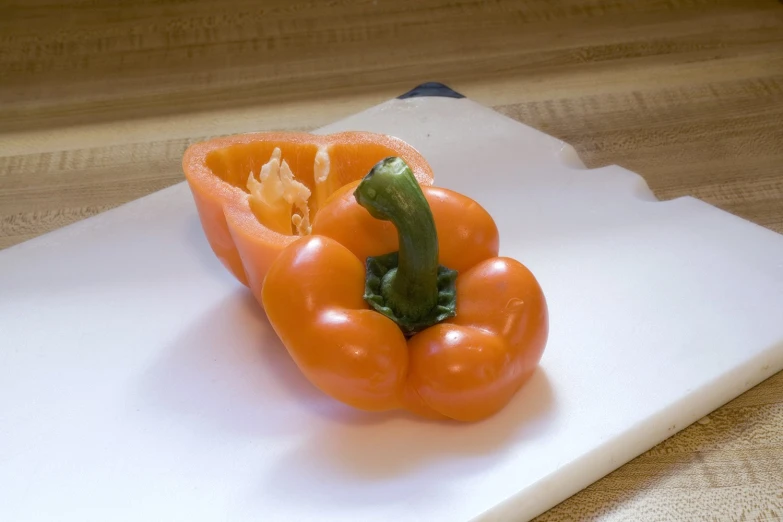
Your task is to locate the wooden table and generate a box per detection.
[2,1,782,519]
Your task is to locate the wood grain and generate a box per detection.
[1,0,782,520]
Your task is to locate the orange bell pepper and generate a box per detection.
[182,132,434,297]
[262,157,549,422]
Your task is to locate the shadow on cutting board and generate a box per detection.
[253,369,555,509]
[270,366,554,465]
[138,290,335,436]
[140,287,556,480]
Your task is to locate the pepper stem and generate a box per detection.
[355,157,457,335]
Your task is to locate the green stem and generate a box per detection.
[354,157,440,322]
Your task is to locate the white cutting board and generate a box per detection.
[2,91,783,522]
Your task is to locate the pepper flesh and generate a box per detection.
[261,160,548,422]
[182,132,434,300]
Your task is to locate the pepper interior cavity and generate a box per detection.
[203,138,433,238]
[246,147,334,236]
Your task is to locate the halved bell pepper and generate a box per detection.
[262,157,549,422]
[182,132,434,297]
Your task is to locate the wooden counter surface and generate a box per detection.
[2,1,782,520]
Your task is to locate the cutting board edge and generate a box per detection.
[475,339,783,522]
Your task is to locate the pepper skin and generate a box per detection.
[261,158,549,422]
